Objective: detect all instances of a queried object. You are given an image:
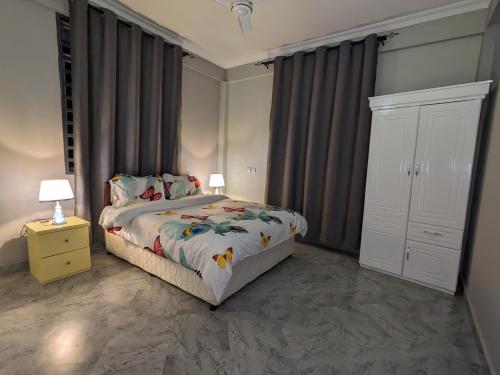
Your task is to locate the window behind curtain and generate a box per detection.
[56,13,74,174]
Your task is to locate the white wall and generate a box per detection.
[375,9,486,95]
[465,83,500,375]
[181,64,222,192]
[0,0,224,267]
[0,0,72,267]
[462,3,500,373]
[226,75,273,203]
[223,9,488,203]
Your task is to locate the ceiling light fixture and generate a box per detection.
[231,1,253,33]
[212,0,269,34]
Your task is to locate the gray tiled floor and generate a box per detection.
[0,243,488,375]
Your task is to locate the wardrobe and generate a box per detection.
[359,81,491,294]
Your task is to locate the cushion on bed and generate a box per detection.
[162,173,202,199]
[110,174,165,208]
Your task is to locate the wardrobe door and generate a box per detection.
[409,100,481,229]
[360,107,419,275]
[403,240,460,292]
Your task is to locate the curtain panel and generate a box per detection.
[266,35,378,254]
[70,0,183,243]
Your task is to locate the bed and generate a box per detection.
[99,182,308,308]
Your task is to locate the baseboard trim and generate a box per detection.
[359,262,456,295]
[464,285,497,375]
[0,260,29,275]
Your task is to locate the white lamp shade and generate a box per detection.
[39,179,74,202]
[209,174,225,188]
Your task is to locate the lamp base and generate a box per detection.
[214,187,220,195]
[52,201,66,225]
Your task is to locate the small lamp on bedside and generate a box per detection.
[209,174,225,195]
[39,179,74,225]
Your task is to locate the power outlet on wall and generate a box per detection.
[246,167,257,174]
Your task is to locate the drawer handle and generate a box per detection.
[423,230,443,237]
[66,261,71,265]
[64,239,69,243]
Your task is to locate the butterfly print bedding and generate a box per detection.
[212,247,233,269]
[99,195,307,301]
[139,186,162,201]
[223,207,245,212]
[144,235,165,257]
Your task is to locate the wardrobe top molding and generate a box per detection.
[369,81,492,110]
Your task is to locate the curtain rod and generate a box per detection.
[86,4,195,59]
[255,32,398,68]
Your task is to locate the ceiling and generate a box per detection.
[114,0,487,68]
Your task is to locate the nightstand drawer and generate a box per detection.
[36,227,89,258]
[35,247,91,283]
[26,217,91,284]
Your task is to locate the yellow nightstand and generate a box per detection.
[25,216,91,284]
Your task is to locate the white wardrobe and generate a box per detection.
[359,81,491,294]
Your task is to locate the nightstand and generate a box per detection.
[25,216,91,284]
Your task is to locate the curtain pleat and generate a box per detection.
[321,41,355,243]
[70,0,90,226]
[138,35,164,175]
[70,0,182,243]
[344,38,378,249]
[302,47,339,240]
[266,57,291,204]
[115,23,141,175]
[88,9,118,238]
[266,35,378,254]
[161,45,183,175]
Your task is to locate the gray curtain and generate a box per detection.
[70,0,183,243]
[266,35,378,254]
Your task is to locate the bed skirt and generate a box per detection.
[104,231,295,306]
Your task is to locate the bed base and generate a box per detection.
[104,231,295,308]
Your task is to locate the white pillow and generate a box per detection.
[162,173,202,199]
[110,174,165,208]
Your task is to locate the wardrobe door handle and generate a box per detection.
[406,247,410,261]
[406,162,413,177]
[414,162,420,176]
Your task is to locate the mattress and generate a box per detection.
[105,231,296,306]
[100,195,307,303]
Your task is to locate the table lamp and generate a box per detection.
[209,174,225,195]
[39,179,74,225]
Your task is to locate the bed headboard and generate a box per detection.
[103,181,111,207]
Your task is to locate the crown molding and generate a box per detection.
[369,80,492,110]
[224,0,490,68]
[31,0,68,14]
[90,0,182,44]
[267,0,490,59]
[89,0,227,68]
[46,0,490,69]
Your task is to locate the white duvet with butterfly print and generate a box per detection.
[99,195,308,301]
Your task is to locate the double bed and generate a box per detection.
[100,182,308,308]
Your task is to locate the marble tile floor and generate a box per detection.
[0,243,489,375]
